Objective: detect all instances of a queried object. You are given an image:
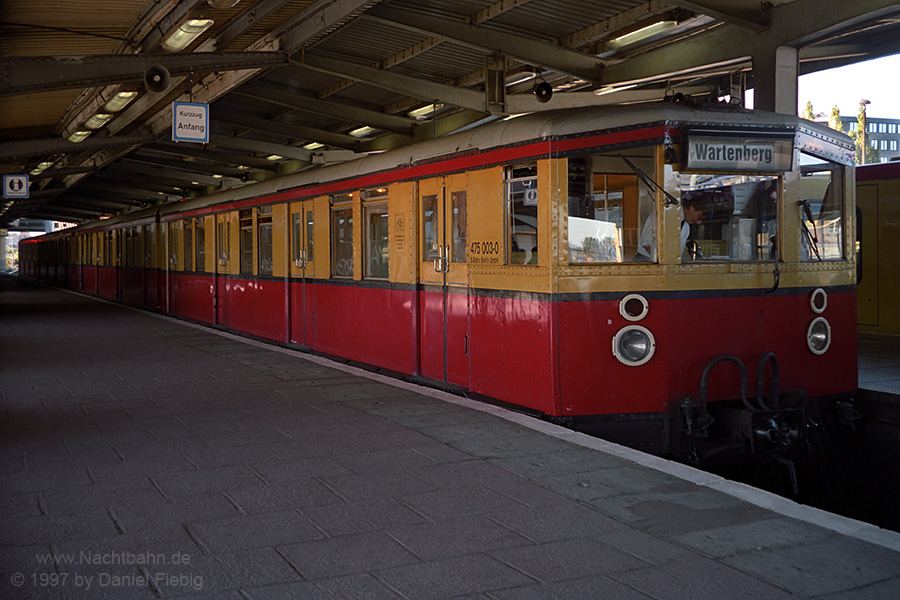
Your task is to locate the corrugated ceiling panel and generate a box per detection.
[312,17,429,64]
[221,0,318,51]
[487,0,644,40]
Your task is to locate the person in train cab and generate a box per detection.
[635,196,705,261]
[680,196,705,260]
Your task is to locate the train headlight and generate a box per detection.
[807,317,831,355]
[619,293,649,321]
[613,325,656,366]
[810,288,827,314]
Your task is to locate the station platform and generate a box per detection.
[2,275,900,600]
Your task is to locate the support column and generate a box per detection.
[752,45,798,115]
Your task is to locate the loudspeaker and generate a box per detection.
[533,80,552,103]
[144,64,171,93]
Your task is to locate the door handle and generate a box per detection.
[433,245,443,273]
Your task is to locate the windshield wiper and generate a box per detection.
[619,154,680,207]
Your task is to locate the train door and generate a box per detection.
[116,229,124,301]
[288,200,316,346]
[857,183,878,327]
[165,221,178,314]
[214,212,233,327]
[418,174,469,386]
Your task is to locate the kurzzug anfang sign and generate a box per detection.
[172,102,209,144]
[682,130,794,173]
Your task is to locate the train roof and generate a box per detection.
[44,102,854,236]
[857,160,900,181]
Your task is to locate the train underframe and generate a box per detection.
[554,352,861,496]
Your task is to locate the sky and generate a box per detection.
[796,53,900,120]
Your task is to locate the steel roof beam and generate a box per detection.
[665,1,768,29]
[147,142,278,170]
[110,161,222,187]
[128,153,250,179]
[364,6,606,82]
[235,84,416,135]
[207,0,296,49]
[37,185,150,207]
[208,134,313,162]
[599,0,900,87]
[215,111,361,150]
[278,0,385,50]
[294,55,487,114]
[39,203,106,217]
[77,180,177,201]
[53,195,145,211]
[0,52,290,98]
[317,0,536,99]
[32,166,99,181]
[0,135,157,161]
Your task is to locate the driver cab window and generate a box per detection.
[799,155,844,261]
[664,166,779,261]
[567,150,655,263]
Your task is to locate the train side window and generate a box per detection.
[331,195,354,278]
[363,188,389,279]
[195,217,206,272]
[128,228,138,268]
[568,153,655,263]
[364,203,389,278]
[257,206,273,276]
[239,209,253,274]
[451,190,467,262]
[799,155,845,261]
[306,209,314,264]
[422,193,439,261]
[291,213,303,266]
[217,220,229,267]
[183,220,193,272]
[143,224,153,268]
[105,230,113,266]
[506,163,539,265]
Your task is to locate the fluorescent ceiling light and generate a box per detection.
[67,131,91,143]
[266,154,283,161]
[607,19,677,49]
[303,142,324,150]
[84,113,113,129]
[30,161,55,175]
[593,83,639,96]
[104,90,138,112]
[162,17,215,52]
[506,73,536,86]
[349,126,375,138]
[407,103,443,120]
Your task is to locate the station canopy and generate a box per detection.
[2,0,899,225]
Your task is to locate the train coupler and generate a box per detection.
[726,406,805,457]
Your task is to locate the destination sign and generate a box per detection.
[683,134,793,173]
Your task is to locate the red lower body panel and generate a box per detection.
[556,291,858,417]
[224,277,286,341]
[314,283,416,374]
[468,294,556,415]
[175,273,214,324]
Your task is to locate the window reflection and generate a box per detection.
[799,156,844,261]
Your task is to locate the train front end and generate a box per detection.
[550,106,859,469]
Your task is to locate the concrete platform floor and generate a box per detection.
[2,275,900,600]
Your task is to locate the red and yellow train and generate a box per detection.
[21,103,859,464]
[857,160,900,336]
